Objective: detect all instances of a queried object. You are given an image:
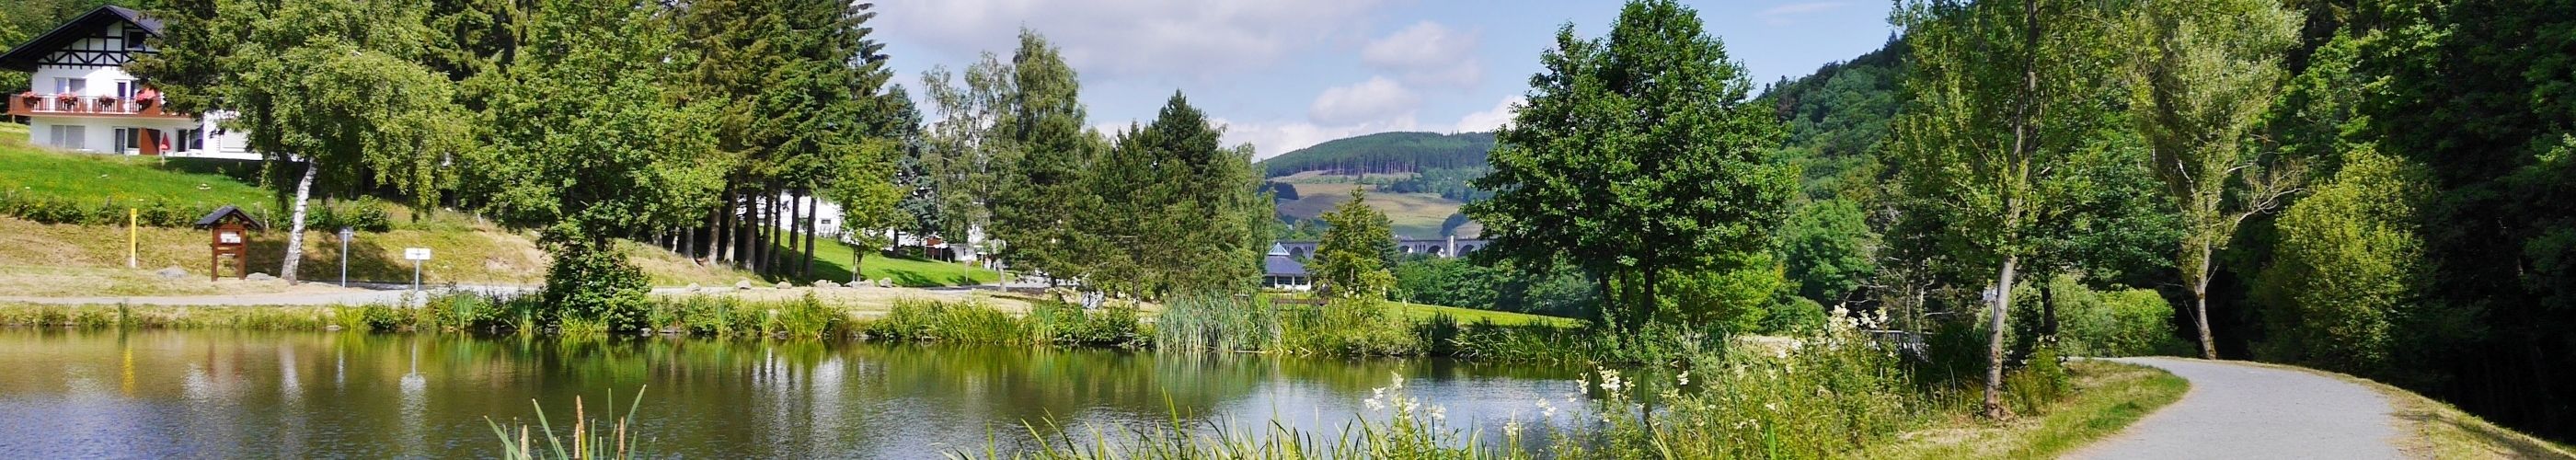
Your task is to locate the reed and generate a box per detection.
[1153,293,1277,352]
[486,387,648,460]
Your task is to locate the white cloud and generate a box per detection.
[1451,96,1523,133]
[1360,21,1484,88]
[1308,76,1421,126]
[1218,116,1422,160]
[1757,2,1850,26]
[873,0,1388,78]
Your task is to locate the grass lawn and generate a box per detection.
[1,123,273,209]
[1391,301,1579,328]
[764,234,1001,287]
[1861,361,2191,459]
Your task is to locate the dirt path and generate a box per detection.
[2069,357,2404,459]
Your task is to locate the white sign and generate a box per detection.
[404,247,432,260]
[218,232,242,244]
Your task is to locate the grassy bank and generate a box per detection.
[764,235,1002,287]
[1861,360,2190,458]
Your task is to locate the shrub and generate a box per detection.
[2048,275,2183,357]
[1280,298,1419,355]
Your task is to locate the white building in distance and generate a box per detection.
[3,6,257,160]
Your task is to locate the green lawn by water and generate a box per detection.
[0,124,272,207]
[1394,301,1580,328]
[768,234,1002,287]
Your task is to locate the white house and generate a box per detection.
[2,6,257,160]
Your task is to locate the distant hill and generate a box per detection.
[1258,132,1495,178]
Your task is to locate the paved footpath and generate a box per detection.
[2069,357,2405,459]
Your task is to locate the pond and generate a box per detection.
[0,328,1583,458]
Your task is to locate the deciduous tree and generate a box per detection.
[2125,0,2305,359]
[1466,0,1796,332]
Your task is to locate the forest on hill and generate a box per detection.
[1256,132,1494,178]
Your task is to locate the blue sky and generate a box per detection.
[870,1,1899,159]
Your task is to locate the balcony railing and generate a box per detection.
[8,93,190,118]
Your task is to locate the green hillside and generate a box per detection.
[1257,132,1494,178]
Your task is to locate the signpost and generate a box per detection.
[403,247,431,291]
[337,227,354,287]
[127,208,137,269]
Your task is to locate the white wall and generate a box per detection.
[19,21,259,160]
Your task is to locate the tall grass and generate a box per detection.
[641,293,848,339]
[486,387,648,460]
[1154,293,1278,352]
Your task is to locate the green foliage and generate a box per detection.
[1780,199,1877,305]
[543,242,651,331]
[1027,300,1144,347]
[1468,0,1797,332]
[2255,148,2432,376]
[1379,167,1493,202]
[1763,38,1906,200]
[486,388,648,460]
[1154,293,1279,352]
[1315,189,1397,301]
[1390,256,1501,310]
[859,298,1029,344]
[988,31,1100,283]
[1653,254,1786,335]
[1257,132,1495,178]
[1280,299,1420,356]
[2042,275,2183,357]
[1765,295,1829,335]
[1075,94,1266,297]
[2124,0,2306,358]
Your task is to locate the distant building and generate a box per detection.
[1273,235,1487,260]
[1262,243,1311,291]
[2,6,258,159]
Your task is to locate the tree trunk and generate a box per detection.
[714,190,732,266]
[280,159,318,284]
[1985,254,2021,419]
[801,194,817,278]
[2191,247,2218,359]
[1594,270,1615,328]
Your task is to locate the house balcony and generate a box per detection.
[8,93,191,119]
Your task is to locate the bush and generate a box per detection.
[543,242,651,331]
[2047,275,2183,357]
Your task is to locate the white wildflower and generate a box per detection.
[1429,405,1447,421]
[1677,371,1691,386]
[1390,372,1405,390]
[1503,417,1525,438]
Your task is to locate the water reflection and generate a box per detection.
[0,328,1579,458]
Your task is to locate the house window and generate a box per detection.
[124,30,147,50]
[50,125,86,150]
[113,127,134,152]
[54,77,85,95]
[175,129,202,152]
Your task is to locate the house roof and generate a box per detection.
[192,205,266,230]
[1264,255,1305,277]
[0,6,164,72]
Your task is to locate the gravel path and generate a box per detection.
[2070,357,2404,459]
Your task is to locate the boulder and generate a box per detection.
[875,278,895,288]
[245,272,276,282]
[774,282,792,289]
[734,279,753,290]
[685,282,702,293]
[155,267,188,280]
[814,280,840,288]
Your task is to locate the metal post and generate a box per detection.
[412,259,421,292]
[338,227,351,287]
[127,208,137,269]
